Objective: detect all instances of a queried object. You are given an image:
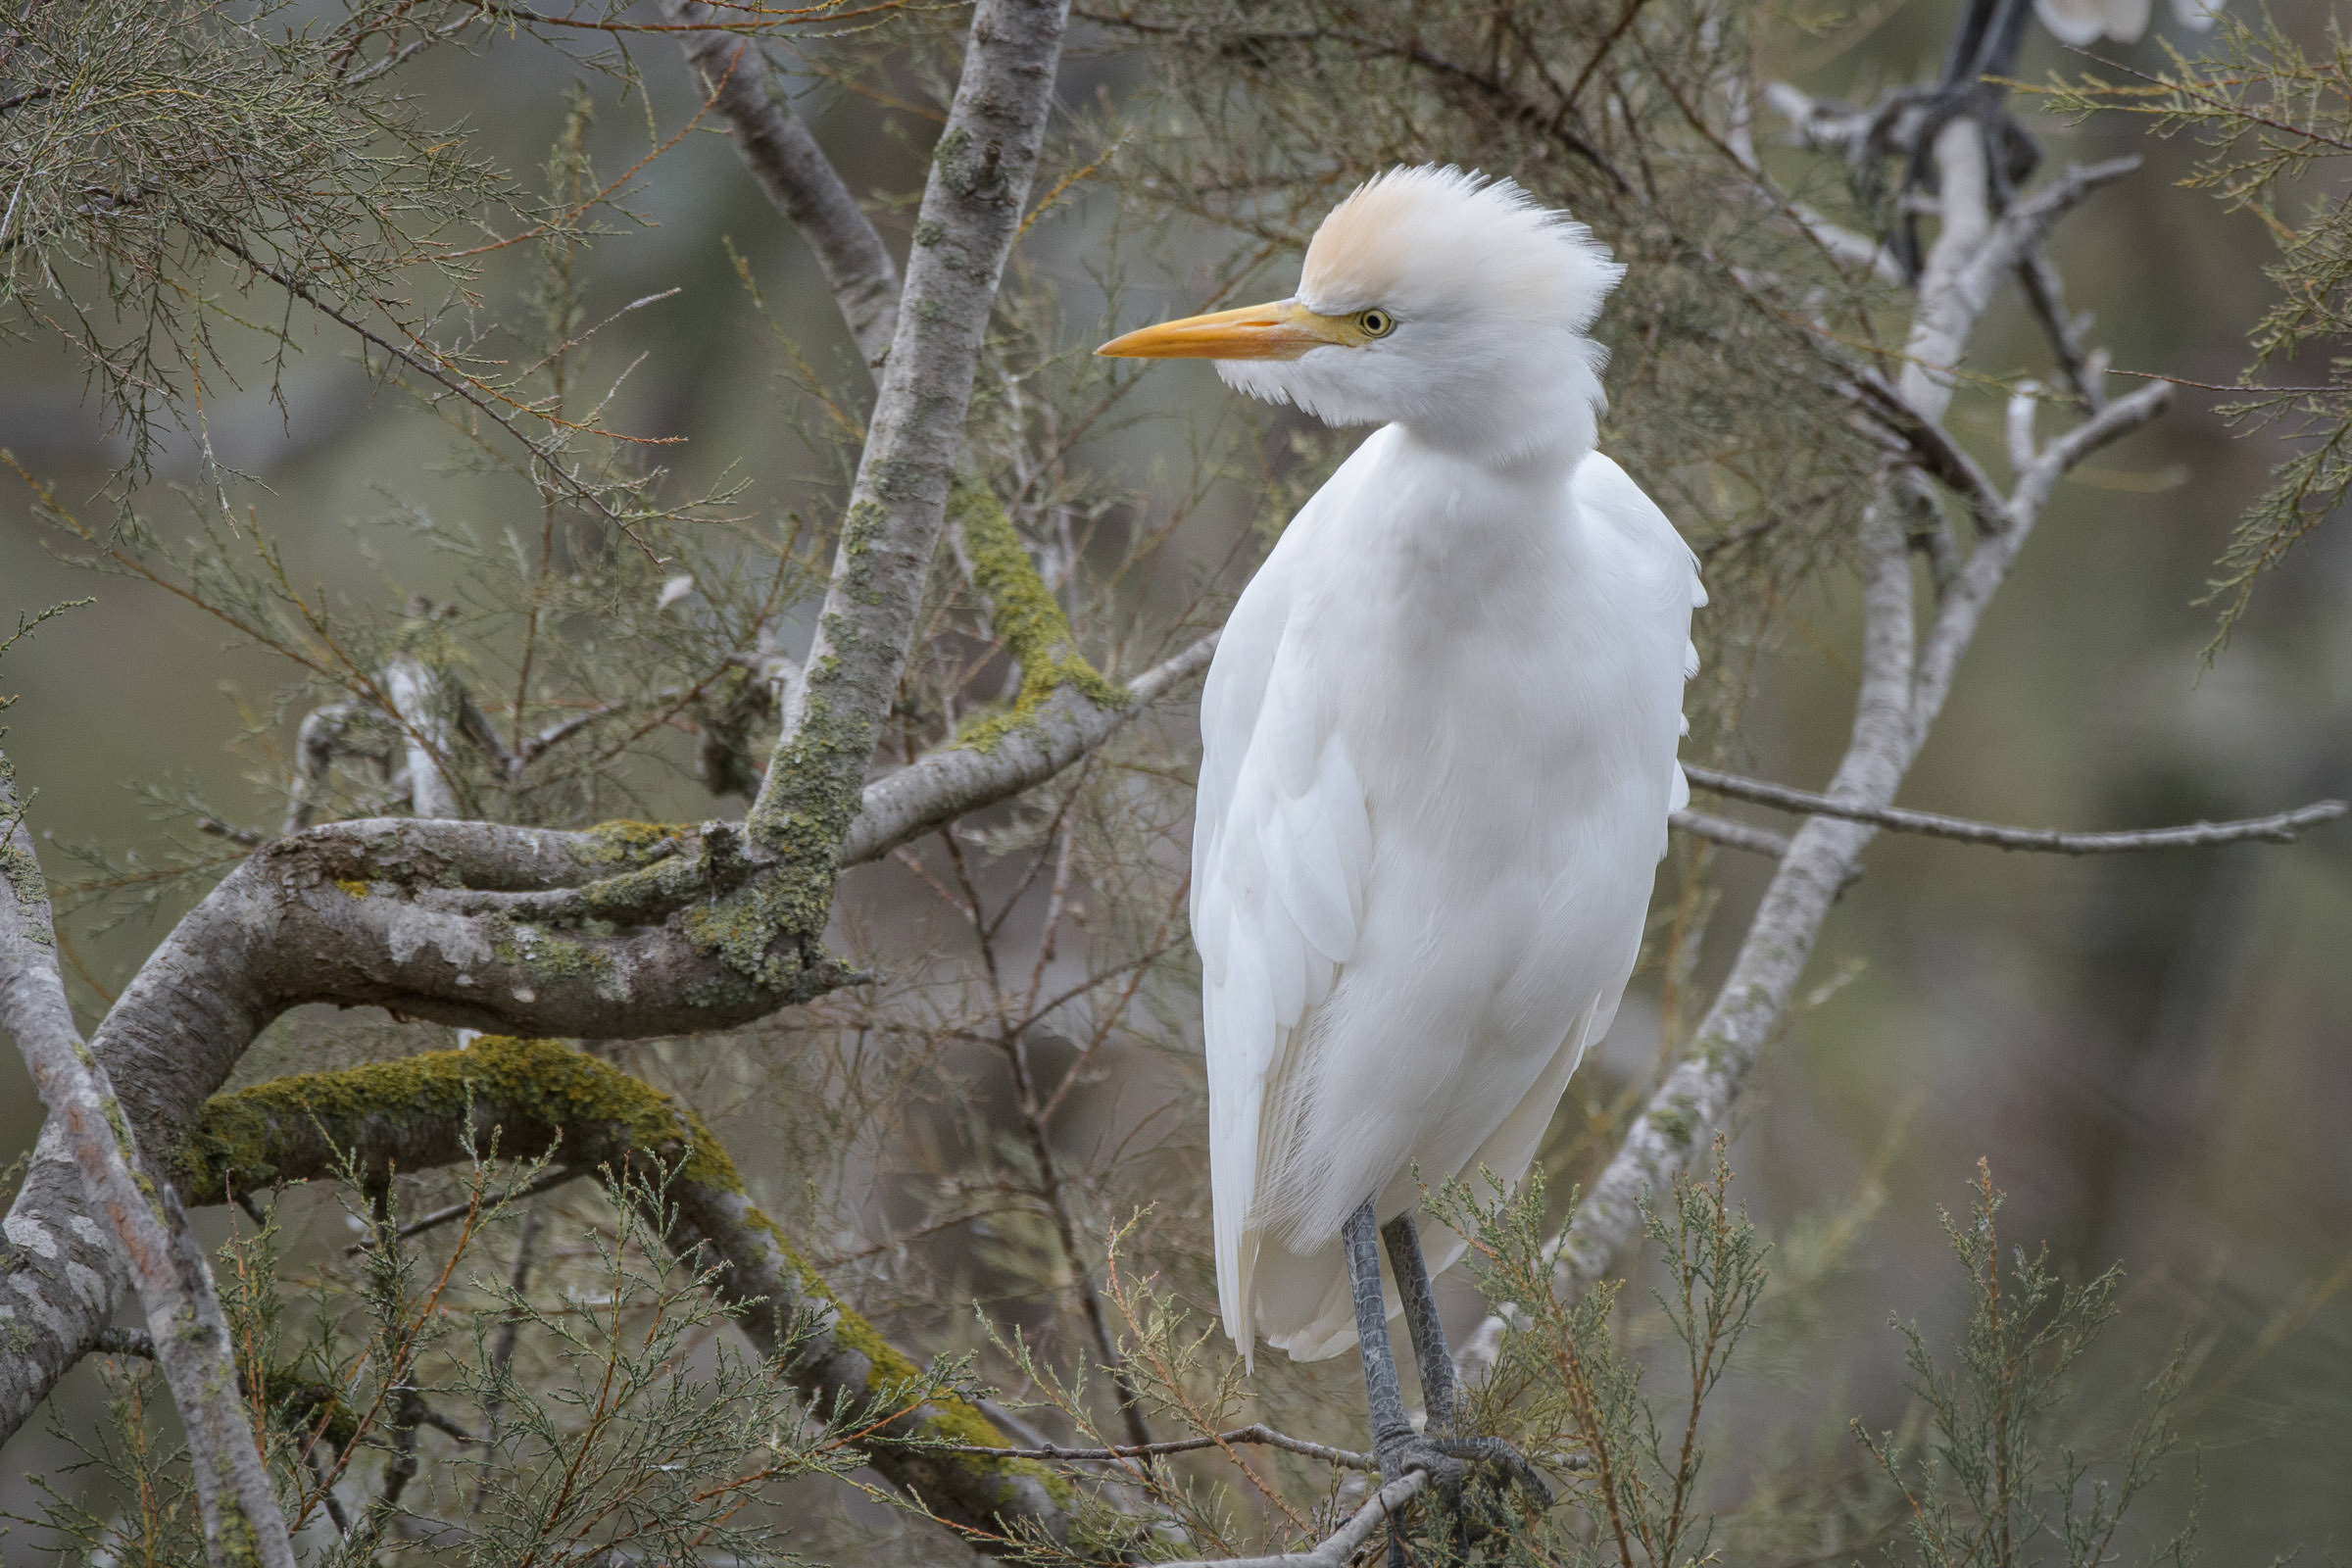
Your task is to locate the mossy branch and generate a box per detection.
[178,1037,1092,1552]
[951,478,1129,755]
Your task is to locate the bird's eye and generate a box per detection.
[1356,308,1396,339]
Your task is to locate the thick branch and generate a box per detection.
[668,5,901,368]
[846,630,1213,866]
[0,627,1207,1443]
[1686,765,2341,855]
[178,1036,1090,1552]
[735,0,1070,1000]
[0,760,297,1567]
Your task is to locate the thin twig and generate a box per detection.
[932,1422,1377,1470]
[1669,808,1790,858]
[1684,766,2341,855]
[341,1165,587,1254]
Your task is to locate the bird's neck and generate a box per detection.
[1393,347,1605,471]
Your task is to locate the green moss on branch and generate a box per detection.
[175,1040,1073,1544]
[951,479,1127,754]
[176,1036,736,1203]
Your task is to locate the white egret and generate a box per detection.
[1099,167,1702,1500]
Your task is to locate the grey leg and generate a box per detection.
[1381,1213,1457,1434]
[1343,1198,1416,1461]
[1348,1200,1550,1567]
[1344,1199,1419,1568]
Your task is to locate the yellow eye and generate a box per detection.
[1356,308,1396,339]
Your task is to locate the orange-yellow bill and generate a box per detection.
[1096,299,1350,361]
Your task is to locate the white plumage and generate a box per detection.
[1101,167,1703,1367]
[2034,0,2219,46]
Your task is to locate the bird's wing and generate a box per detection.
[1570,451,1707,827]
[1193,481,1374,1370]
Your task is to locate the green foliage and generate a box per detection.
[2041,15,2352,650]
[10,1155,897,1562]
[0,0,499,474]
[1855,1161,2204,1568]
[1432,1145,1768,1567]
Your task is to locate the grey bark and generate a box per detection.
[748,0,1073,849]
[0,627,1202,1445]
[0,762,297,1567]
[667,2,902,368]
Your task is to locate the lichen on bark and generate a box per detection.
[950,478,1127,754]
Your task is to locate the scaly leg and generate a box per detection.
[1381,1213,1551,1506]
[1870,0,2045,277]
[1347,1200,1550,1566]
[1344,1200,1432,1568]
[1381,1212,1457,1433]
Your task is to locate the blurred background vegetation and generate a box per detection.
[2,0,2348,1559]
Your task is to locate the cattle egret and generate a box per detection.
[1100,167,1702,1504]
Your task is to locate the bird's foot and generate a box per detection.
[1377,1432,1550,1560]
[1419,1436,1551,1510]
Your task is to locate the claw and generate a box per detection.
[1424,1436,1552,1509]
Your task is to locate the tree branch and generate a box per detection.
[667,4,901,369]
[0,759,297,1568]
[1685,765,2342,855]
[0,625,1208,1445]
[1487,132,2178,1333]
[1158,1471,1429,1568]
[732,0,1071,1005]
[937,1422,1377,1470]
[1669,808,1790,859]
[174,1035,1091,1551]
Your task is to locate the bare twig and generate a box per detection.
[1685,766,2342,855]
[1669,807,1790,859]
[667,5,901,368]
[343,1164,587,1254]
[934,1422,1378,1469]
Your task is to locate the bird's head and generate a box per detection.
[1098,166,1623,460]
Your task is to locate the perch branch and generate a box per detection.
[1158,1471,1430,1568]
[936,1422,1377,1470]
